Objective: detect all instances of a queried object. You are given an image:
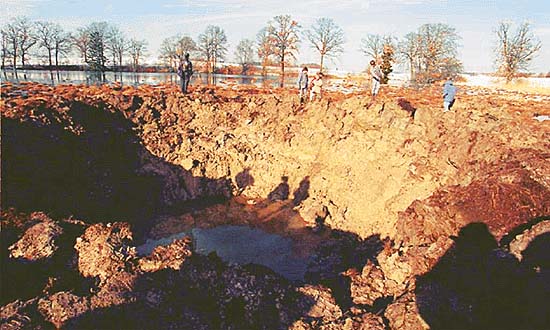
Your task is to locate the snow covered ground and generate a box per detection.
[460,73,550,89]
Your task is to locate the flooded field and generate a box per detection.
[1,69,291,87]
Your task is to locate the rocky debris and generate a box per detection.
[350,313,386,330]
[0,299,41,330]
[37,291,90,329]
[216,265,294,329]
[509,220,550,261]
[397,162,550,247]
[3,83,549,240]
[347,260,388,305]
[385,292,429,330]
[138,237,193,272]
[377,250,414,296]
[0,210,52,233]
[74,222,135,282]
[74,222,139,311]
[296,284,342,322]
[2,83,549,329]
[8,219,63,261]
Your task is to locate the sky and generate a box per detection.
[3,0,550,73]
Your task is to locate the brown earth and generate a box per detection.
[1,82,549,329]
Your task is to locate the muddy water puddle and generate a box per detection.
[137,225,312,281]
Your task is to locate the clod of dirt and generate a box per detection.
[8,219,63,261]
[138,237,193,272]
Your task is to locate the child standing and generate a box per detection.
[310,72,324,101]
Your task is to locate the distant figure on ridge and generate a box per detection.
[297,67,309,103]
[178,53,193,94]
[309,72,324,101]
[369,59,382,100]
[443,79,457,112]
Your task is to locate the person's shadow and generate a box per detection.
[416,222,550,330]
[267,176,289,201]
[235,168,254,195]
[293,176,310,206]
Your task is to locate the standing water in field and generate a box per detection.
[137,225,311,281]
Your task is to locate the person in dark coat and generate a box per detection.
[178,53,193,93]
[297,67,309,103]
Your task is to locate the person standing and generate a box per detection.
[178,53,193,93]
[309,72,324,101]
[297,67,309,103]
[369,59,382,100]
[443,79,457,112]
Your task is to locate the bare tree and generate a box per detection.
[159,35,196,70]
[494,22,541,82]
[398,24,462,83]
[361,34,395,61]
[256,27,273,76]
[234,39,255,74]
[73,27,90,64]
[159,36,178,68]
[267,15,300,87]
[398,32,421,81]
[198,25,228,73]
[128,39,147,72]
[35,21,61,67]
[14,17,37,67]
[306,18,345,72]
[1,28,13,70]
[3,22,20,72]
[360,34,385,60]
[175,35,196,62]
[107,26,127,69]
[53,30,71,68]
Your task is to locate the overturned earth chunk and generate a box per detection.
[9,219,63,261]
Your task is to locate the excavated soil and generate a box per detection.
[1,81,549,329]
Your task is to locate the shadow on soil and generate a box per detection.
[1,99,387,329]
[416,222,550,330]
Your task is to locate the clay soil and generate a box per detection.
[1,81,549,329]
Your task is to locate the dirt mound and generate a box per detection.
[1,82,549,329]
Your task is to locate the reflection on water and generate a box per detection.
[1,69,291,88]
[137,225,311,281]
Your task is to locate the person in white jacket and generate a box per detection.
[369,59,382,99]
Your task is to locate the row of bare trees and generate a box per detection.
[2,16,542,84]
[159,15,345,86]
[1,17,148,73]
[360,21,541,84]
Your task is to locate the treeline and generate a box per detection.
[1,18,148,74]
[1,16,542,84]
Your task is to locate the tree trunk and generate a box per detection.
[320,53,324,73]
[280,54,285,88]
[409,58,414,82]
[55,49,59,69]
[48,49,53,68]
[12,41,17,69]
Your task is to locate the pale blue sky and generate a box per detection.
[3,0,550,73]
